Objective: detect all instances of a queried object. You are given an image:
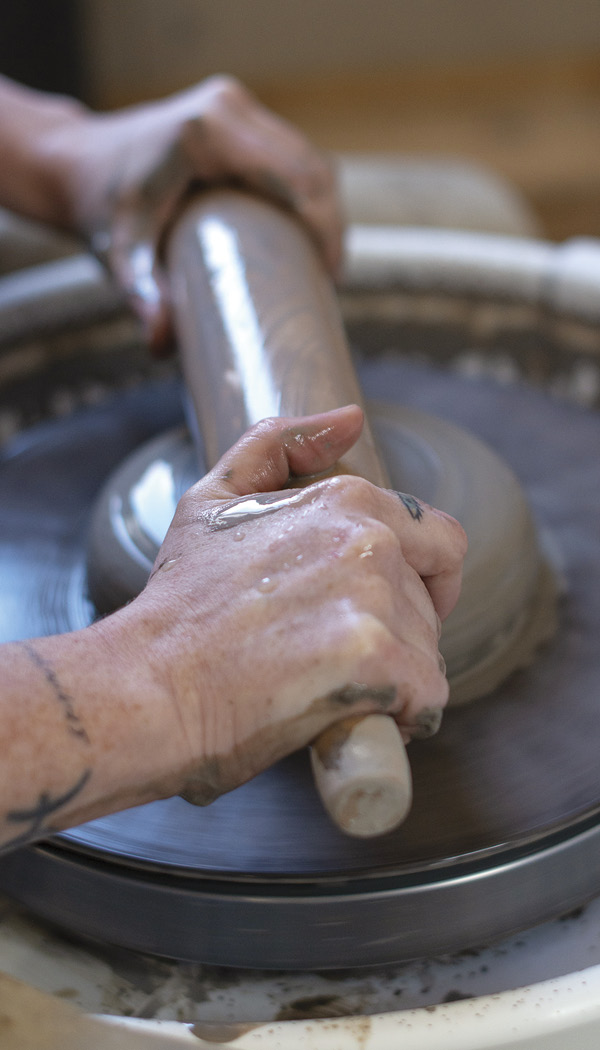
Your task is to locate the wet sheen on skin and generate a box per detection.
[205,487,426,532]
[205,489,312,531]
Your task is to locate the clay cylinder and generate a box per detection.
[167,189,410,838]
[167,189,389,485]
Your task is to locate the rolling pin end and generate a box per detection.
[310,713,413,838]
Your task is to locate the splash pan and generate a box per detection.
[0,348,598,967]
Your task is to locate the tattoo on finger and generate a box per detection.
[396,492,424,522]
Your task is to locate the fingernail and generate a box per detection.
[411,706,444,740]
[438,652,446,676]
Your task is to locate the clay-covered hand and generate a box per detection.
[120,405,467,804]
[48,76,342,351]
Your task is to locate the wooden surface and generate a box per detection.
[257,53,600,241]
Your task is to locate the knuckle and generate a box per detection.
[394,650,449,721]
[344,523,397,567]
[202,74,249,111]
[350,513,398,551]
[248,416,283,441]
[347,611,395,664]
[321,473,378,508]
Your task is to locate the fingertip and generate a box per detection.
[296,403,364,457]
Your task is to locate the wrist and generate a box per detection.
[90,604,198,802]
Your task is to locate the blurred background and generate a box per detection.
[1,0,599,240]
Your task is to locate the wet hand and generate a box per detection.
[59,76,342,352]
[129,405,467,802]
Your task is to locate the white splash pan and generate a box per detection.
[100,966,600,1049]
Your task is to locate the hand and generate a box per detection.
[0,405,466,850]
[119,405,467,804]
[50,76,343,351]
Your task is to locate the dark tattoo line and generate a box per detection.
[20,641,90,744]
[1,768,92,853]
[397,492,424,522]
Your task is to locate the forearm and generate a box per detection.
[0,611,187,853]
[0,74,88,229]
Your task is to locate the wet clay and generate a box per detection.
[167,190,389,487]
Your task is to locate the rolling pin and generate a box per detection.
[167,189,412,837]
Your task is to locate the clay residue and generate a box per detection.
[411,706,444,739]
[180,757,227,806]
[191,1021,263,1042]
[311,715,364,769]
[276,993,356,1021]
[326,683,396,710]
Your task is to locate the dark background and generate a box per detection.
[0,1,88,100]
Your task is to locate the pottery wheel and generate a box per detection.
[0,357,599,969]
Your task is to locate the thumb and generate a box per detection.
[201,405,365,499]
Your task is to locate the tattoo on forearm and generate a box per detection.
[20,641,90,744]
[0,768,91,853]
[397,492,424,522]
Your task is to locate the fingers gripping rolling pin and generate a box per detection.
[167,189,412,837]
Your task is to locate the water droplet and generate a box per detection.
[295,553,303,563]
[233,529,246,542]
[257,576,277,593]
[359,544,373,559]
